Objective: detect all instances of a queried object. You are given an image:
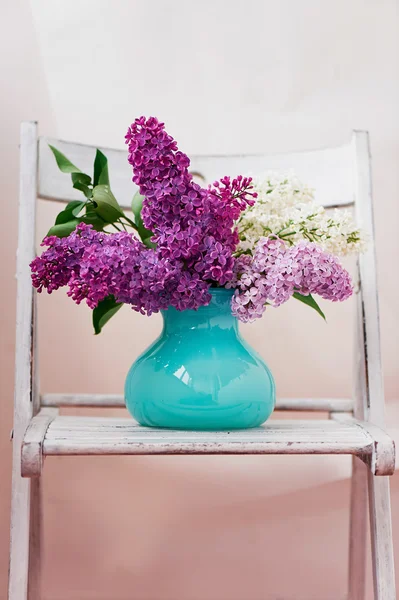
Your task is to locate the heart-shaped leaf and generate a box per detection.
[293,292,326,320]
[92,295,123,335]
[91,185,125,223]
[93,149,110,187]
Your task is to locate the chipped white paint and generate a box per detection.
[352,132,395,599]
[348,457,368,600]
[20,413,394,480]
[21,408,58,477]
[368,475,396,599]
[27,477,41,600]
[8,122,38,600]
[10,127,396,599]
[333,413,395,476]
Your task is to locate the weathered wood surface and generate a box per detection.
[348,457,368,600]
[8,122,38,600]
[27,477,42,600]
[38,135,355,209]
[41,393,354,413]
[354,132,386,429]
[368,475,396,599]
[333,412,395,476]
[21,408,58,477]
[17,413,392,476]
[352,131,396,599]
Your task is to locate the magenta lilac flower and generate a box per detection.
[31,223,211,314]
[125,116,256,285]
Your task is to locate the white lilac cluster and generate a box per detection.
[237,172,367,257]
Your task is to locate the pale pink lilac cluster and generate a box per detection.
[231,237,353,322]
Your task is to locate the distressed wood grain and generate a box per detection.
[352,131,395,599]
[18,413,394,479]
[8,122,38,600]
[21,408,58,477]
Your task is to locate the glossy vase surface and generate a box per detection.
[125,289,275,430]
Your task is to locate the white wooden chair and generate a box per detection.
[9,122,395,600]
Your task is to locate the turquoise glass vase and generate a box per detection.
[125,288,275,430]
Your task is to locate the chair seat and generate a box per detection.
[21,410,395,478]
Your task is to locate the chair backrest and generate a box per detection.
[38,135,355,210]
[15,123,384,427]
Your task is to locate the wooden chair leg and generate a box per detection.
[368,474,396,599]
[8,467,31,599]
[28,477,42,600]
[348,456,368,600]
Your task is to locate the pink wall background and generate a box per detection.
[1,1,398,599]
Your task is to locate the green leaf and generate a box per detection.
[71,201,87,217]
[131,191,154,245]
[91,185,125,223]
[71,172,91,186]
[93,149,110,187]
[47,219,80,238]
[92,295,123,335]
[50,201,84,236]
[81,207,107,232]
[55,201,83,225]
[73,182,92,198]
[49,145,92,198]
[143,237,156,249]
[131,191,145,222]
[71,172,92,198]
[293,292,326,320]
[48,144,82,174]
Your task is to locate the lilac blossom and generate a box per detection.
[125,116,256,285]
[31,116,354,323]
[30,224,211,315]
[231,237,353,322]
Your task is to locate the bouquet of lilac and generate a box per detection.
[31,116,355,333]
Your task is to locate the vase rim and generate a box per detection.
[208,287,234,294]
[161,286,235,316]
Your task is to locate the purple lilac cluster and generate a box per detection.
[125,116,256,286]
[30,223,211,314]
[31,117,256,314]
[231,237,353,322]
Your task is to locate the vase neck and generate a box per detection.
[161,289,238,334]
